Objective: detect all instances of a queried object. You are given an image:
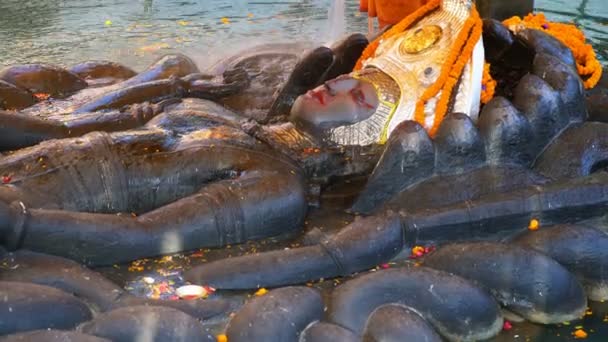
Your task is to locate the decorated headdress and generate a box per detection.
[330,0,484,145]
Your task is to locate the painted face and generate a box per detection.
[290,75,379,131]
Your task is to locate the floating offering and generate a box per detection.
[176,285,211,300]
[528,218,540,231]
[0,0,607,341]
[254,288,268,296]
[574,328,588,339]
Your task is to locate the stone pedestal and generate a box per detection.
[476,0,535,20]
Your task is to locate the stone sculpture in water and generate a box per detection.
[0,0,608,340]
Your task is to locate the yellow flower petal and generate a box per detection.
[528,219,540,231]
[254,288,268,296]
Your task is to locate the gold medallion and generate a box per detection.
[400,25,443,55]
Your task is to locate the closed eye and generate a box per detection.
[324,83,337,96]
[350,88,375,110]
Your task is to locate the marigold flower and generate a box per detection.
[503,13,602,89]
[255,288,268,296]
[528,219,540,231]
[574,329,588,339]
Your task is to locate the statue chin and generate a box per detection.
[290,100,359,137]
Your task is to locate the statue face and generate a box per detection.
[290,75,379,131]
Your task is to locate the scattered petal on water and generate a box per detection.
[574,329,588,339]
[254,288,268,296]
[409,245,434,259]
[128,266,144,272]
[143,276,155,284]
[177,20,190,26]
[138,42,171,52]
[528,219,540,231]
[503,321,513,331]
[204,286,217,295]
[158,255,174,264]
[221,17,230,25]
[175,37,191,44]
[105,20,113,26]
[33,93,51,101]
[190,250,205,258]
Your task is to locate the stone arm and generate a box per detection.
[0,101,172,151]
[184,171,608,290]
[0,165,307,266]
[0,53,250,151]
[73,67,251,114]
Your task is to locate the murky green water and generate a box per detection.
[0,0,606,70]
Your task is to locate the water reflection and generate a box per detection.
[0,0,61,43]
[0,0,604,69]
[536,0,608,61]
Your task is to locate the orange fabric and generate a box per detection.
[360,0,428,27]
[360,0,367,12]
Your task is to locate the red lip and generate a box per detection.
[307,90,326,105]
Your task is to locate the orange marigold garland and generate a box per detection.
[354,0,441,71]
[503,13,603,89]
[481,62,496,104]
[354,0,485,136]
[418,6,483,136]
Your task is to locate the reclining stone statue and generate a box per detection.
[1,0,608,340]
[0,0,603,269]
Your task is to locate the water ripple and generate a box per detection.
[0,0,604,69]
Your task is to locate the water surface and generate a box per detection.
[1,1,607,341]
[0,0,606,70]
